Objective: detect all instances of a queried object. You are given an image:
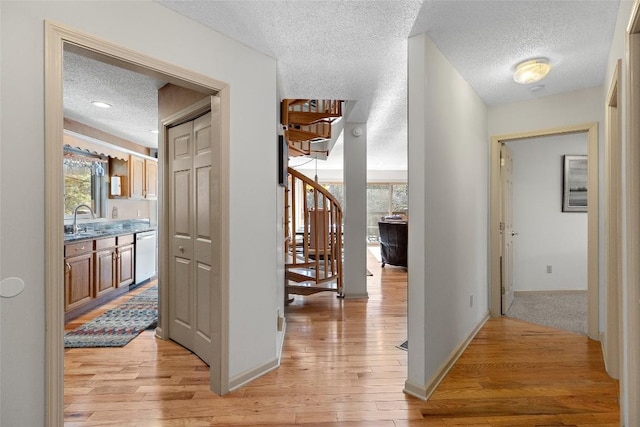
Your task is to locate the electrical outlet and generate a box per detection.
[137,210,141,217]
[546,265,552,273]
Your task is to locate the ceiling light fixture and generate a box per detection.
[513,58,551,85]
[91,101,112,108]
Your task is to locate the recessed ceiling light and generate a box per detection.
[513,58,551,85]
[91,101,112,108]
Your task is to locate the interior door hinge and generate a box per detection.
[499,222,505,231]
[500,157,505,167]
[501,286,506,295]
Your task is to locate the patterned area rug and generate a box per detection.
[64,286,158,348]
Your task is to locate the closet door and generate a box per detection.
[167,111,213,365]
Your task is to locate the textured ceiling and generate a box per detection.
[64,50,165,149]
[63,0,621,171]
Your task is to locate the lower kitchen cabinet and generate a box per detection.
[117,235,135,287]
[64,233,135,321]
[64,243,94,312]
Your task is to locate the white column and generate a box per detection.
[342,122,368,298]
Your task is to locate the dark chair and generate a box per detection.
[378,221,408,268]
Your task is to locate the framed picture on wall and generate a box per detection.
[563,154,588,212]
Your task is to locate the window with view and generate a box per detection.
[63,151,107,218]
[318,181,408,243]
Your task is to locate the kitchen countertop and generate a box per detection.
[64,219,156,243]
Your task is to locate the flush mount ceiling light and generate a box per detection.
[513,58,551,85]
[91,101,112,108]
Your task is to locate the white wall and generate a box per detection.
[488,87,603,313]
[508,134,588,292]
[0,2,278,424]
[407,33,489,396]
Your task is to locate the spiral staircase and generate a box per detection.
[282,99,344,297]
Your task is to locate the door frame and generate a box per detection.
[605,59,622,379]
[489,123,599,340]
[625,1,640,422]
[44,21,230,425]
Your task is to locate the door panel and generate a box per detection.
[168,109,213,366]
[501,144,515,313]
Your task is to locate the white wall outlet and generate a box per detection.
[546,265,552,273]
[137,210,141,217]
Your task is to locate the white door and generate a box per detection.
[501,144,515,314]
[168,110,214,365]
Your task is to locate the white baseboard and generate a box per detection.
[514,289,587,296]
[228,357,280,392]
[342,292,369,299]
[403,311,490,401]
[229,321,287,392]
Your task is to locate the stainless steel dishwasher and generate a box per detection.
[135,230,157,284]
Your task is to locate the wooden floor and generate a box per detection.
[64,250,619,426]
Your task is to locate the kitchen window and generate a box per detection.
[63,149,108,219]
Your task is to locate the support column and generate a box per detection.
[342,122,368,298]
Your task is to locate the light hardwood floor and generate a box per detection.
[64,250,619,426]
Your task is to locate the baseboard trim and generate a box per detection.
[403,311,490,401]
[229,321,287,392]
[514,290,587,296]
[342,292,369,299]
[229,357,280,392]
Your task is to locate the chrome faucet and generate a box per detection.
[73,204,96,234]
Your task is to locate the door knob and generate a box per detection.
[511,231,519,236]
[178,246,185,253]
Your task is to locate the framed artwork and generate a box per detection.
[563,155,588,212]
[278,135,288,187]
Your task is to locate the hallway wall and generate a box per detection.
[0,2,278,425]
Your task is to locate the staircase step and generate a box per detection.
[287,111,341,126]
[286,267,318,282]
[286,280,338,296]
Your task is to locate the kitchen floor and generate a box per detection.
[63,280,157,332]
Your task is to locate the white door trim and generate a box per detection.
[44,21,230,425]
[625,1,640,422]
[489,123,599,340]
[604,59,622,379]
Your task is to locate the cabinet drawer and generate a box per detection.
[117,234,134,246]
[95,237,116,251]
[65,241,92,256]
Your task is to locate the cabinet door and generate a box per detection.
[130,155,145,199]
[145,159,158,199]
[95,248,117,297]
[118,243,135,287]
[65,253,93,312]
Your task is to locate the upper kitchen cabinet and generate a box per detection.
[145,159,158,200]
[129,155,158,200]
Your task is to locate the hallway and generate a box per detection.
[64,250,618,425]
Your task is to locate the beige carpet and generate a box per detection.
[506,291,587,335]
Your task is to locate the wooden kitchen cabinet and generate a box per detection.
[64,243,93,312]
[129,155,146,199]
[129,155,158,200]
[94,237,117,297]
[145,159,158,199]
[117,234,135,287]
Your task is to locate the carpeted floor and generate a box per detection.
[506,291,587,335]
[64,285,158,348]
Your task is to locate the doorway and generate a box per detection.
[45,21,230,424]
[489,123,599,340]
[502,133,589,335]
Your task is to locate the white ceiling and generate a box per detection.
[63,0,621,171]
